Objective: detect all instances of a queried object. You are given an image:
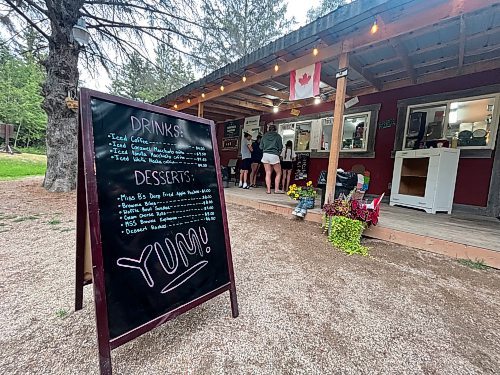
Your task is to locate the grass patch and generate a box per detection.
[48,218,62,225]
[18,146,46,155]
[0,153,46,180]
[55,308,69,319]
[458,258,489,270]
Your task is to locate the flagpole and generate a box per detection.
[325,51,349,203]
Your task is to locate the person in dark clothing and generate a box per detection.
[260,123,284,194]
[249,134,263,187]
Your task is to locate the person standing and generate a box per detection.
[249,134,263,187]
[280,140,295,192]
[239,132,253,189]
[260,124,283,194]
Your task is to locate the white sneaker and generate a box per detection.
[243,183,248,189]
[239,182,243,188]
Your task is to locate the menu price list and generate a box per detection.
[107,133,209,168]
[117,189,216,235]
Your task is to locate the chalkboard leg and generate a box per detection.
[98,348,112,375]
[75,122,86,312]
[229,286,239,318]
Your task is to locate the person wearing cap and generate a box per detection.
[260,124,284,194]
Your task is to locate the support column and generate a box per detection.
[325,52,349,202]
[197,102,204,118]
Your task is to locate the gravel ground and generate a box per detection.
[1,177,500,375]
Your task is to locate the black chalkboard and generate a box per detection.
[77,89,238,374]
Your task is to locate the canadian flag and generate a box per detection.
[289,62,321,101]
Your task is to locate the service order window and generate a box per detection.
[294,121,312,152]
[278,122,295,148]
[402,94,499,150]
[319,112,371,152]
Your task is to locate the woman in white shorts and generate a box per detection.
[260,124,284,194]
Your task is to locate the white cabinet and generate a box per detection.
[390,148,460,214]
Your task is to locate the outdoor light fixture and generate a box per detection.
[274,63,279,72]
[370,18,379,34]
[314,96,321,105]
[272,99,280,113]
[242,75,247,83]
[273,106,279,113]
[313,47,319,56]
[220,85,225,92]
[72,17,90,46]
[201,93,206,99]
[187,98,191,104]
[174,104,178,109]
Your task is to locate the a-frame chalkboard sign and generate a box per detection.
[75,89,238,375]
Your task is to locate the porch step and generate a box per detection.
[225,190,500,269]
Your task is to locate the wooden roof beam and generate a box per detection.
[214,97,273,113]
[252,84,289,100]
[349,56,382,91]
[205,102,258,116]
[458,14,466,74]
[390,38,417,84]
[229,92,274,107]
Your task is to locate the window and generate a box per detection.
[341,112,370,151]
[446,97,495,148]
[278,122,295,149]
[294,121,312,152]
[402,94,499,150]
[404,104,446,149]
[319,112,371,152]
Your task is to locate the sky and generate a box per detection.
[81,0,321,92]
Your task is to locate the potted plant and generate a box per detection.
[321,190,382,256]
[287,181,317,209]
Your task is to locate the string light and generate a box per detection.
[173,104,178,109]
[313,47,319,56]
[370,18,379,34]
[201,93,206,99]
[220,85,225,92]
[187,98,191,104]
[274,63,279,72]
[242,73,247,83]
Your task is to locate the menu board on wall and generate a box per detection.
[223,121,240,137]
[76,89,238,375]
[295,153,310,180]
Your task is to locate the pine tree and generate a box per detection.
[307,0,348,22]
[195,0,295,73]
[109,46,195,103]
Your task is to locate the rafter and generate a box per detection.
[252,84,289,100]
[390,37,417,84]
[349,56,382,91]
[206,102,258,116]
[214,97,273,113]
[458,14,466,74]
[229,92,274,107]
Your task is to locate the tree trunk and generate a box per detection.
[41,33,80,192]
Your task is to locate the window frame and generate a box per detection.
[402,94,499,151]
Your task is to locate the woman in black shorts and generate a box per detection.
[280,140,295,192]
[249,134,263,187]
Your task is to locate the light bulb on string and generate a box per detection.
[370,19,379,34]
[242,75,247,83]
[201,93,206,99]
[187,98,191,104]
[220,85,225,92]
[173,104,178,109]
[313,47,319,56]
[274,63,279,72]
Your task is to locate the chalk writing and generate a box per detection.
[116,226,211,294]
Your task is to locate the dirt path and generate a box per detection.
[1,178,499,374]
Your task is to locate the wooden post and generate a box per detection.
[325,52,349,202]
[197,102,204,118]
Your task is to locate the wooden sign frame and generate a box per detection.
[74,89,238,375]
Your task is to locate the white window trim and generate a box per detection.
[317,111,372,153]
[402,93,500,151]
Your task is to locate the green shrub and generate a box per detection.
[327,216,368,256]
